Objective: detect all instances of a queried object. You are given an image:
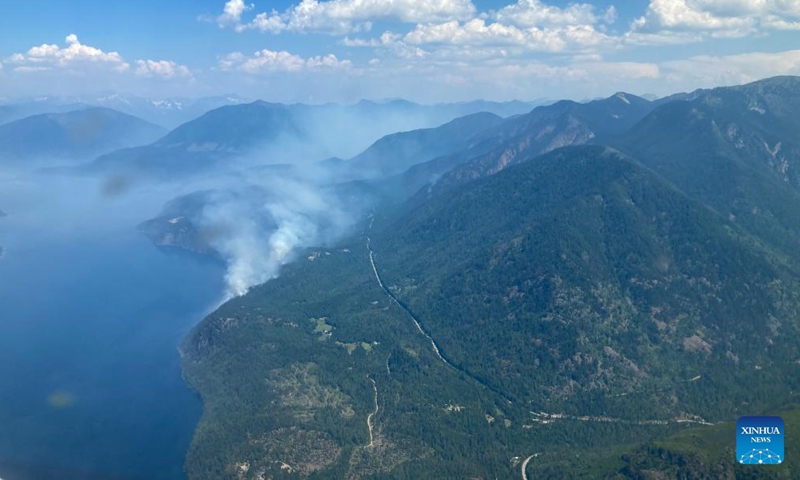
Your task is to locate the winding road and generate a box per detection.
[366,376,378,448]
[529,411,713,426]
[366,234,451,367]
[365,230,517,406]
[521,453,539,480]
[365,216,714,478]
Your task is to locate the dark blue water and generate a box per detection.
[0,176,225,480]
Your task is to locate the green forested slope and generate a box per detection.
[608,76,800,258]
[528,406,800,479]
[374,146,800,420]
[183,144,800,479]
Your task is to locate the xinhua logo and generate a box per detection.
[736,416,784,465]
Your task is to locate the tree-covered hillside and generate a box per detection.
[528,405,800,479]
[182,144,800,479]
[608,76,800,258]
[374,146,800,421]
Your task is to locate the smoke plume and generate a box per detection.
[196,175,355,299]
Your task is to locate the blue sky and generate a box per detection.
[1,0,799,103]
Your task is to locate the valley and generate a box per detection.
[2,73,800,479]
[4,0,800,477]
[177,76,800,478]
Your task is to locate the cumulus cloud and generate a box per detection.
[402,19,613,52]
[333,52,665,103]
[135,59,193,78]
[196,0,800,100]
[629,0,800,42]
[216,0,253,31]
[340,0,618,56]
[214,0,476,34]
[493,0,616,28]
[220,49,352,73]
[6,34,129,73]
[344,31,431,58]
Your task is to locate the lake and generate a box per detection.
[0,174,225,480]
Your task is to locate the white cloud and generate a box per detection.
[220,49,352,73]
[135,59,193,78]
[603,6,619,24]
[217,0,253,30]
[416,57,658,82]
[493,0,616,28]
[337,0,618,57]
[336,52,665,102]
[417,49,788,99]
[403,19,613,52]
[7,34,129,73]
[630,0,800,42]
[13,66,51,73]
[577,60,661,79]
[236,46,794,102]
[344,31,431,58]
[219,52,246,70]
[660,49,800,85]
[405,20,527,45]
[215,0,476,34]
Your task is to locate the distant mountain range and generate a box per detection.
[0,94,250,129]
[608,75,800,259]
[0,107,166,164]
[80,98,545,178]
[0,94,543,130]
[0,101,91,127]
[84,101,306,177]
[161,76,800,479]
[343,112,505,179]
[132,89,688,257]
[415,91,658,196]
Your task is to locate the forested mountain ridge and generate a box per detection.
[421,77,800,202]
[373,145,800,420]
[181,139,800,478]
[528,405,800,478]
[344,112,504,179]
[152,101,303,152]
[86,101,304,177]
[115,75,800,479]
[411,91,657,195]
[325,91,660,212]
[135,90,658,250]
[608,76,800,259]
[83,99,541,179]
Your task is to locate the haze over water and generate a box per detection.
[0,175,225,480]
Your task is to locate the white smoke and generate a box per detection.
[197,175,355,300]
